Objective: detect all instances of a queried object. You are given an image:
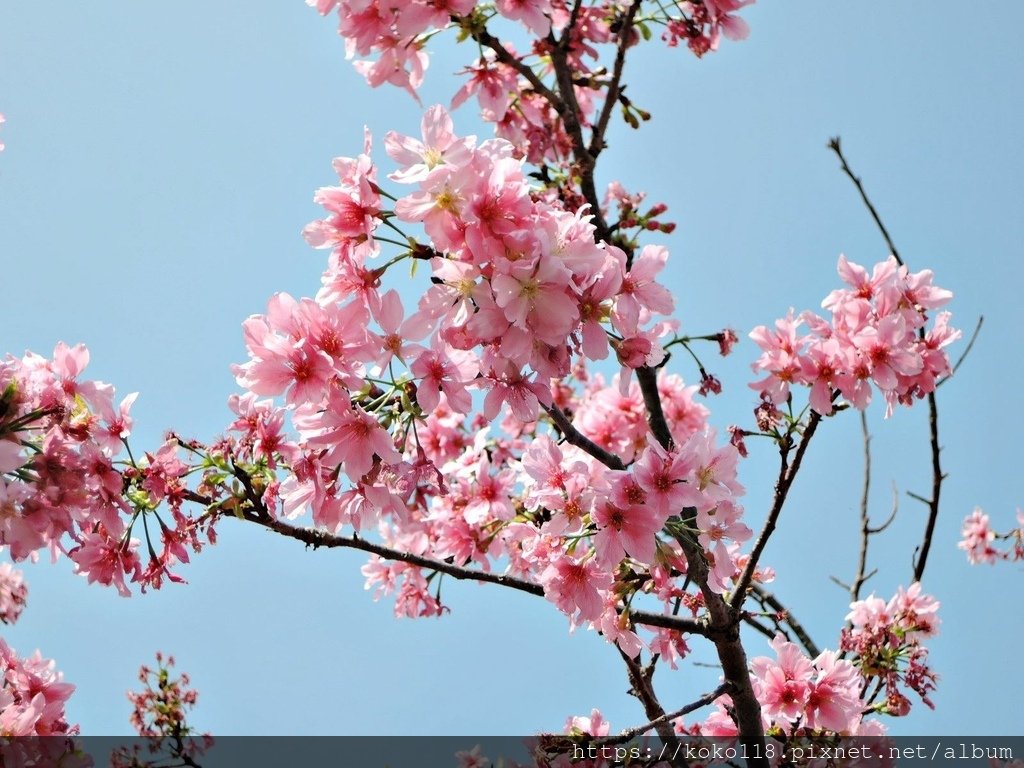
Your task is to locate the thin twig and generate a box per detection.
[827,137,902,266]
[595,682,733,746]
[867,485,898,534]
[938,315,983,387]
[617,650,689,767]
[589,0,642,159]
[851,410,872,603]
[730,412,823,610]
[912,389,944,582]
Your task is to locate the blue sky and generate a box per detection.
[1,1,1021,736]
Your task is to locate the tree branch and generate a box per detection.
[589,0,642,160]
[827,137,902,266]
[222,505,713,636]
[466,24,561,108]
[912,389,943,582]
[938,314,983,387]
[548,40,608,237]
[595,682,732,747]
[636,366,675,451]
[851,410,873,603]
[666,526,769,767]
[828,137,949,586]
[617,649,689,767]
[730,411,823,610]
[544,404,626,470]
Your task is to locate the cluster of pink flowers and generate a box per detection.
[662,0,755,57]
[959,508,1024,565]
[688,635,871,738]
[0,639,76,737]
[0,562,27,625]
[749,636,865,735]
[0,344,214,596]
[308,1,753,163]
[749,255,959,417]
[222,101,772,647]
[840,583,940,716]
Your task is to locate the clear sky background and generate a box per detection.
[1,1,1021,736]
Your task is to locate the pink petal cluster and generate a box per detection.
[0,639,76,736]
[841,583,940,714]
[747,635,864,735]
[0,562,27,625]
[309,1,752,163]
[0,345,212,594]
[664,0,755,56]
[959,507,1024,565]
[749,255,958,416]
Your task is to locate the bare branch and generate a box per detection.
[595,682,733,747]
[617,650,689,767]
[223,504,715,636]
[866,485,899,535]
[850,410,872,603]
[589,0,643,159]
[911,389,943,582]
[548,40,608,236]
[730,411,823,610]
[741,613,777,643]
[243,512,548,596]
[827,137,902,266]
[627,609,709,636]
[938,314,984,387]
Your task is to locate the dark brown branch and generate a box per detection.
[589,0,642,160]
[852,410,873,603]
[595,682,732,747]
[912,389,944,582]
[548,41,609,237]
[730,411,823,610]
[245,512,547,596]
[839,473,895,608]
[626,609,708,636]
[827,137,902,266]
[666,527,769,767]
[226,505,713,635]
[741,613,777,643]
[544,404,625,470]
[636,366,675,450]
[617,650,689,767]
